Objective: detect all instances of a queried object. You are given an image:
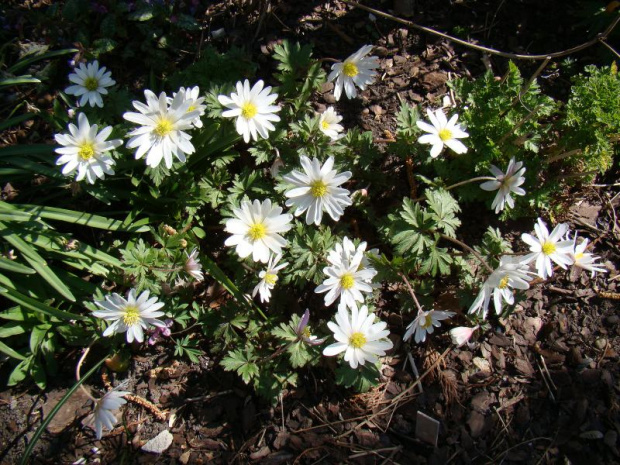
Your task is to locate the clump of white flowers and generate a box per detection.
[65,60,115,108]
[54,113,122,184]
[328,45,379,101]
[417,108,469,158]
[218,80,281,143]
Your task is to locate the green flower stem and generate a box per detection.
[437,232,494,273]
[21,354,107,465]
[398,271,424,314]
[75,343,97,402]
[412,176,496,203]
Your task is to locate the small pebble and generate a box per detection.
[595,338,607,350]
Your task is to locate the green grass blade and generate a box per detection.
[0,283,83,320]
[20,354,106,465]
[0,144,55,158]
[0,221,47,264]
[21,254,76,302]
[7,48,78,74]
[0,339,26,360]
[0,257,35,274]
[0,76,41,88]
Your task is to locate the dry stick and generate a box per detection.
[124,394,167,421]
[76,344,97,402]
[398,271,424,312]
[341,0,620,61]
[547,148,582,164]
[600,38,620,59]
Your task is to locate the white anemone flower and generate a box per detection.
[252,254,288,303]
[184,248,203,281]
[173,86,207,128]
[86,390,130,439]
[123,89,198,169]
[283,156,352,225]
[318,107,344,140]
[315,239,377,310]
[468,256,533,318]
[449,326,479,347]
[480,158,527,213]
[218,80,281,143]
[521,218,574,279]
[323,304,393,369]
[92,289,167,343]
[326,237,378,285]
[404,309,455,344]
[328,45,379,101]
[416,108,469,158]
[571,236,607,277]
[224,199,293,263]
[65,60,115,108]
[54,113,122,184]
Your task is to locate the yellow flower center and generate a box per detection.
[248,223,266,242]
[83,77,99,91]
[574,252,584,260]
[188,105,196,112]
[321,120,330,130]
[310,180,328,198]
[421,313,434,329]
[349,332,367,348]
[541,241,556,256]
[78,142,96,160]
[302,327,312,338]
[264,273,278,285]
[438,128,453,141]
[241,102,257,119]
[340,273,355,290]
[154,118,174,137]
[343,62,359,77]
[122,305,141,326]
[498,275,510,289]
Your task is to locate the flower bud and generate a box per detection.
[449,326,479,347]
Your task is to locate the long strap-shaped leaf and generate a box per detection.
[0,257,35,274]
[0,339,26,360]
[0,202,150,232]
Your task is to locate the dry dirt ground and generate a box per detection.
[1,1,619,464]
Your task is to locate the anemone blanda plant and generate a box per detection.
[323,304,393,369]
[184,248,204,281]
[252,254,288,303]
[417,108,469,158]
[318,107,344,140]
[480,158,527,213]
[468,255,533,319]
[65,60,115,108]
[54,113,122,184]
[328,45,379,101]
[570,235,607,277]
[92,289,167,343]
[404,309,454,344]
[521,218,573,279]
[283,155,352,225]
[173,86,207,129]
[218,80,281,143]
[85,390,130,439]
[224,199,293,263]
[315,237,377,309]
[123,89,199,169]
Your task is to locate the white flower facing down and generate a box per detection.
[252,254,288,303]
[224,199,293,263]
[468,256,533,319]
[417,108,469,158]
[54,113,122,184]
[184,248,204,281]
[315,238,377,310]
[328,45,379,101]
[93,289,167,343]
[480,158,526,213]
[319,107,344,140]
[571,236,607,277]
[404,309,455,344]
[521,218,574,279]
[218,80,281,143]
[283,156,352,225]
[449,326,479,347]
[323,304,393,369]
[124,89,198,169]
[173,86,207,128]
[65,60,115,108]
[86,390,130,439]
